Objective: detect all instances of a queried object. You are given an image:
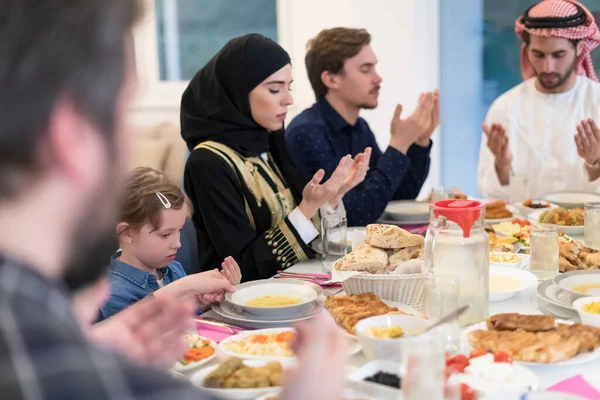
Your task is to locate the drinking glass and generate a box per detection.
[401,333,446,400]
[320,216,347,273]
[425,274,461,354]
[509,173,528,204]
[585,202,600,250]
[530,225,559,280]
[431,187,455,202]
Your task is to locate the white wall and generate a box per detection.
[130,0,440,196]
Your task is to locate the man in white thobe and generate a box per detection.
[478,0,600,200]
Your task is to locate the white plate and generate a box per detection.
[383,200,430,223]
[485,205,519,224]
[347,360,402,400]
[511,201,558,217]
[537,280,576,311]
[463,320,600,366]
[489,265,538,302]
[171,335,218,373]
[543,192,600,209]
[211,296,324,328]
[225,279,322,318]
[489,252,530,270]
[218,327,361,361]
[528,209,584,236]
[218,327,297,362]
[553,270,600,301]
[189,359,285,400]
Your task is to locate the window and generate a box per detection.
[154,0,278,81]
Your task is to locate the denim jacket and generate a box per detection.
[97,253,186,322]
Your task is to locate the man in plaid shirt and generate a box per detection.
[0,1,348,399]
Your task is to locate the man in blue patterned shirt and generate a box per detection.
[286,28,440,226]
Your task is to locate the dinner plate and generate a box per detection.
[211,296,325,328]
[218,327,361,362]
[382,200,430,223]
[171,335,218,373]
[543,192,600,209]
[536,279,576,311]
[511,201,558,217]
[189,359,287,400]
[553,270,600,302]
[463,320,600,367]
[528,209,584,236]
[225,279,322,318]
[485,205,519,224]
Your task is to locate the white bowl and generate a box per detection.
[225,279,322,318]
[489,265,538,302]
[189,359,285,400]
[347,359,403,400]
[553,270,600,302]
[354,315,429,362]
[573,296,600,328]
[489,252,530,270]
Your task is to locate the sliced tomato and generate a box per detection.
[451,354,469,366]
[460,383,475,400]
[493,351,513,363]
[469,348,487,359]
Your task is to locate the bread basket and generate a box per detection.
[341,272,427,312]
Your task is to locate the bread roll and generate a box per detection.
[366,224,424,249]
[333,242,388,274]
[387,245,424,268]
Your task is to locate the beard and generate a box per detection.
[63,171,123,292]
[535,57,577,90]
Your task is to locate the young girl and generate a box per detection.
[97,167,241,321]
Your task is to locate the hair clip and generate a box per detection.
[156,192,171,209]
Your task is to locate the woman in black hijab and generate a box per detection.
[181,34,366,282]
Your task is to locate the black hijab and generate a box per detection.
[181,34,289,156]
[180,33,306,198]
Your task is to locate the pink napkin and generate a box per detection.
[276,272,342,287]
[195,319,240,343]
[548,375,600,400]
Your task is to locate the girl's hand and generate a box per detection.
[221,256,242,285]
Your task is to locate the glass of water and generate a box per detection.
[431,187,455,202]
[425,274,461,354]
[585,202,600,250]
[509,173,528,204]
[530,225,559,280]
[320,216,347,273]
[401,332,447,400]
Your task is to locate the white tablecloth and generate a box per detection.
[284,259,600,391]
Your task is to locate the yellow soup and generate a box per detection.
[489,275,522,293]
[583,301,600,314]
[573,283,600,294]
[369,326,404,339]
[245,295,304,307]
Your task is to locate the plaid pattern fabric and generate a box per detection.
[0,256,211,400]
[515,0,600,81]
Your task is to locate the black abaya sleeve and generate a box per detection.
[184,149,313,282]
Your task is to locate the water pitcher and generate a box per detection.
[424,200,489,326]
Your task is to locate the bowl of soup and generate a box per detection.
[554,270,600,303]
[225,279,322,318]
[573,296,600,328]
[489,265,538,302]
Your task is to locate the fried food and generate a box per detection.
[539,208,584,226]
[469,313,600,364]
[485,201,513,220]
[468,329,580,363]
[324,293,405,334]
[205,358,283,389]
[559,238,600,272]
[487,313,555,332]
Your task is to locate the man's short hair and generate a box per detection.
[305,28,371,99]
[0,0,143,199]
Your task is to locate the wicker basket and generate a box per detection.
[341,273,428,312]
